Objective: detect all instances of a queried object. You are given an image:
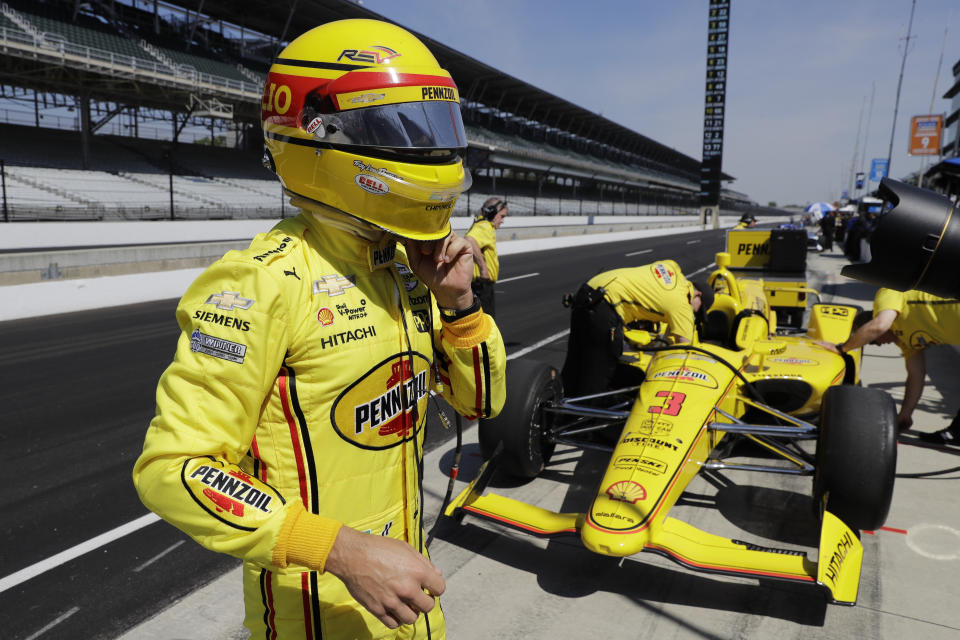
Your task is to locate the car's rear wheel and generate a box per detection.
[479,359,560,479]
[813,385,897,530]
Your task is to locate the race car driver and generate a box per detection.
[561,261,714,398]
[133,20,505,640]
[465,196,507,317]
[825,287,960,442]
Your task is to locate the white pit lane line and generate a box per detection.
[24,607,80,640]
[625,249,652,257]
[497,272,539,284]
[905,523,960,561]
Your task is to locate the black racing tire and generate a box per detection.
[478,359,561,479]
[813,385,897,531]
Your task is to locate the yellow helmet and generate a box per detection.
[261,19,472,241]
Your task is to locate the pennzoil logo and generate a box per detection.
[183,459,283,529]
[313,274,356,297]
[909,330,938,351]
[337,46,400,64]
[331,352,431,449]
[421,86,456,101]
[651,262,677,289]
[650,366,717,388]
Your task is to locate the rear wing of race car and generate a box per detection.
[445,459,864,605]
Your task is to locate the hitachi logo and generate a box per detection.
[321,325,376,349]
[823,531,855,587]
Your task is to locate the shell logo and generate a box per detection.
[317,307,334,326]
[605,480,647,504]
[331,352,431,450]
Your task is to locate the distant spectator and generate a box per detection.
[819,211,835,251]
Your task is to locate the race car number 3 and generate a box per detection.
[649,391,685,416]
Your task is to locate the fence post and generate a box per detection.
[1,160,8,222]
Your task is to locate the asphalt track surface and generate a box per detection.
[0,228,725,639]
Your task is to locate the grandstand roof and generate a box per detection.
[169,0,714,179]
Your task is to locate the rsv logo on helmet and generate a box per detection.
[337,46,401,64]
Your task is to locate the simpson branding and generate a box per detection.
[190,330,246,364]
[184,459,282,529]
[253,236,293,263]
[331,353,431,449]
[395,263,420,292]
[193,310,251,332]
[650,366,718,388]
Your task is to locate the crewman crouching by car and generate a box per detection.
[561,261,714,398]
[821,287,960,444]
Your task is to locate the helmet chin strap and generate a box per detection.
[289,192,390,243]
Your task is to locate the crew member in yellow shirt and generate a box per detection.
[561,261,713,398]
[827,287,960,444]
[465,197,507,317]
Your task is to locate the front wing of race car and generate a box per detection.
[444,466,863,605]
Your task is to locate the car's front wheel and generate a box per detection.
[813,385,897,531]
[478,359,560,479]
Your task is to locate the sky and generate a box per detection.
[361,0,960,208]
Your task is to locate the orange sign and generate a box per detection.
[908,115,942,156]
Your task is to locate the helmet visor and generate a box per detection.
[308,101,467,150]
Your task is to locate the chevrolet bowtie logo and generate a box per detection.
[313,275,356,297]
[205,291,255,311]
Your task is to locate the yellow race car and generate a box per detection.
[444,251,897,606]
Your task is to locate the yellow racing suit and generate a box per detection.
[587,261,697,341]
[873,287,960,358]
[465,217,499,317]
[465,218,499,282]
[133,210,505,639]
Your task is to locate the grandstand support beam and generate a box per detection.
[78,93,91,170]
[276,0,301,56]
[188,94,234,120]
[90,103,129,134]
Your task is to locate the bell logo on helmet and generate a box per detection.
[355,174,390,195]
[337,46,401,64]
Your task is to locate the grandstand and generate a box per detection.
[0,0,776,222]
